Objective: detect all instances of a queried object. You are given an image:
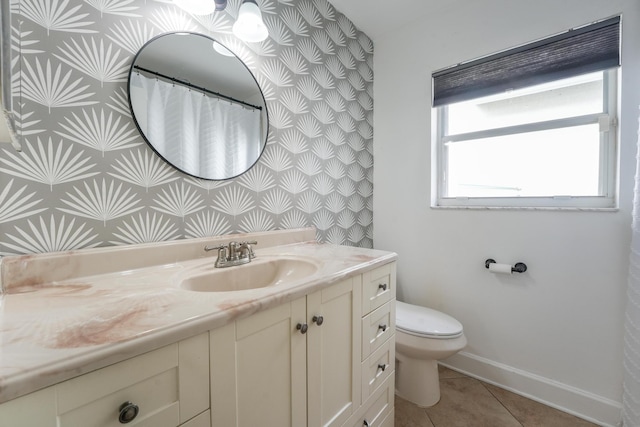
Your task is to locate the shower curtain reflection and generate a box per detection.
[131,73,261,179]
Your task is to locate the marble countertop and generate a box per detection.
[0,233,396,404]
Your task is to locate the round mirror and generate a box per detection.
[128,32,268,180]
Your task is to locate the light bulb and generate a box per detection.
[232,0,268,43]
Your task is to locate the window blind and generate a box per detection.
[432,16,620,107]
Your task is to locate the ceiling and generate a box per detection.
[328,0,456,41]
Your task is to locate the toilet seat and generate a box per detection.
[396,301,464,339]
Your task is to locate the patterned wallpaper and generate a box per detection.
[0,0,374,255]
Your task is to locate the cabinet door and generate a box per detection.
[307,277,362,427]
[179,333,210,424]
[210,299,307,427]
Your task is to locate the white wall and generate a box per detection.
[373,1,640,425]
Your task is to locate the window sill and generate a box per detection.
[430,205,619,212]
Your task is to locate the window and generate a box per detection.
[432,17,620,209]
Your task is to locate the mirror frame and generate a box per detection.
[127,31,269,181]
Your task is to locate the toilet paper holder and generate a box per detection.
[485,259,527,273]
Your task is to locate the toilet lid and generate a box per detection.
[396,301,464,338]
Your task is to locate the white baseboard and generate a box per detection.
[440,351,622,427]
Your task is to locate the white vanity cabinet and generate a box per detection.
[210,261,396,427]
[0,259,396,427]
[0,332,210,427]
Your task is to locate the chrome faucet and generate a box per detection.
[204,241,257,268]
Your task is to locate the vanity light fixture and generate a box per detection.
[174,0,226,15]
[232,0,269,43]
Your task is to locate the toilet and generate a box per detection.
[395,301,467,407]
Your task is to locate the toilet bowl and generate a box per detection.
[395,301,467,407]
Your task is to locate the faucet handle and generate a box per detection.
[205,244,229,267]
[204,244,226,252]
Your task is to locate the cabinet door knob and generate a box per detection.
[312,315,324,326]
[296,323,308,334]
[378,363,387,372]
[378,324,387,332]
[118,401,139,424]
[378,283,387,291]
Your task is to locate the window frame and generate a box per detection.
[432,69,618,210]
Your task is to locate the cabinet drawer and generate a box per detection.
[56,332,209,427]
[57,344,180,427]
[378,408,395,427]
[362,263,395,315]
[361,300,395,360]
[349,375,394,427]
[361,337,395,403]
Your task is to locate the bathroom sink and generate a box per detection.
[179,256,319,292]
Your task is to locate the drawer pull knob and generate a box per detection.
[378,324,387,332]
[118,401,139,424]
[312,315,324,326]
[378,363,387,372]
[296,323,308,334]
[378,283,387,291]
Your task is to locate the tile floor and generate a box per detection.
[394,366,599,427]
